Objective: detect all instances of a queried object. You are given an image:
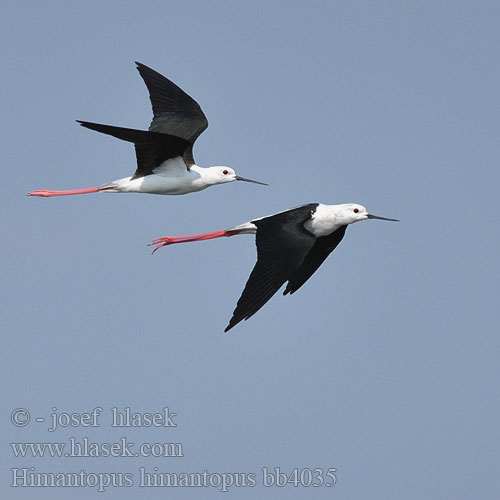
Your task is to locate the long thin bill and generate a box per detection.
[367,214,399,221]
[235,175,268,186]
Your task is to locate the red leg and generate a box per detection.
[28,187,101,197]
[149,230,234,254]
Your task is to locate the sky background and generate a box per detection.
[2,1,499,498]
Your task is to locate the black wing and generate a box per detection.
[284,225,348,295]
[77,121,190,178]
[224,204,319,332]
[136,62,208,166]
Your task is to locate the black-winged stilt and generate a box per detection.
[28,62,266,198]
[150,203,398,331]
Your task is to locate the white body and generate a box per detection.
[101,158,239,195]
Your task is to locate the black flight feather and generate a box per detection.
[224,204,318,332]
[77,121,190,179]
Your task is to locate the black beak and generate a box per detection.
[367,214,399,222]
[235,175,268,186]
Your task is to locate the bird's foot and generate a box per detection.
[149,237,176,254]
[28,190,57,197]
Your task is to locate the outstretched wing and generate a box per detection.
[136,62,208,166]
[77,121,190,178]
[284,225,348,295]
[224,204,319,332]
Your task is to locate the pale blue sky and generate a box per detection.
[2,1,499,499]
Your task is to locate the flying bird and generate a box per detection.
[28,62,266,198]
[149,203,398,331]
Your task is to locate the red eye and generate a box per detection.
[223,169,229,175]
[353,208,359,213]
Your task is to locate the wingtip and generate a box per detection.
[224,315,247,332]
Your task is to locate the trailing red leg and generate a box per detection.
[149,230,238,254]
[28,187,101,197]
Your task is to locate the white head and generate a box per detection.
[337,203,399,225]
[204,166,268,187]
